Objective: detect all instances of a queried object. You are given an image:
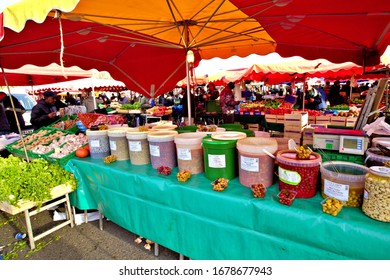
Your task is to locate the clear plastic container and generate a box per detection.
[320,161,369,207]
[174,132,207,174]
[86,129,110,159]
[151,124,178,131]
[147,130,178,169]
[365,148,390,167]
[108,128,132,160]
[276,150,322,198]
[126,131,150,165]
[362,166,390,222]
[236,137,277,187]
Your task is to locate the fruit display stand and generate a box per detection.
[65,157,390,260]
[0,184,74,250]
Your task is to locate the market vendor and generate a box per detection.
[30,90,62,130]
[0,104,11,135]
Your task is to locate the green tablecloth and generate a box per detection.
[65,158,390,260]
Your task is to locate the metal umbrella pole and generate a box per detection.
[0,64,30,161]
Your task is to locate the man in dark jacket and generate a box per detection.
[30,90,60,130]
[0,91,26,133]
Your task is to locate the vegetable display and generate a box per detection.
[0,156,77,207]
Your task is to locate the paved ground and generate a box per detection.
[0,207,179,260]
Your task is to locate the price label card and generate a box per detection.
[208,154,226,168]
[177,148,191,160]
[149,144,160,157]
[240,156,259,172]
[129,141,142,152]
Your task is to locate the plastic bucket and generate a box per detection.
[174,132,207,174]
[108,128,132,160]
[202,136,237,180]
[151,124,177,131]
[126,131,150,165]
[86,129,110,159]
[365,148,390,167]
[147,130,178,169]
[320,161,369,207]
[276,150,322,198]
[371,137,390,148]
[275,137,289,152]
[175,125,198,134]
[218,123,242,130]
[236,137,278,187]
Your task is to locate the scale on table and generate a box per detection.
[313,128,369,155]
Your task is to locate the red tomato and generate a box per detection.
[76,148,89,158]
[84,144,90,152]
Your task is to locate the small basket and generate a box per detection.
[251,184,267,198]
[277,189,297,206]
[321,197,344,216]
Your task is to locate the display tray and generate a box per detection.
[0,184,74,215]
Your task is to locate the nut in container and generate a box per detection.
[321,197,344,216]
[212,178,229,192]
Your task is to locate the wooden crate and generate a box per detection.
[284,112,308,127]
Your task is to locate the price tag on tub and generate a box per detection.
[110,140,117,151]
[324,179,349,201]
[177,148,192,160]
[240,156,259,172]
[149,144,160,157]
[129,141,142,152]
[90,140,100,148]
[278,166,301,185]
[208,154,226,168]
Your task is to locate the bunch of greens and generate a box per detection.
[0,155,77,206]
[120,102,141,110]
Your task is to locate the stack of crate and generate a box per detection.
[283,112,308,146]
[302,126,315,146]
[316,115,331,126]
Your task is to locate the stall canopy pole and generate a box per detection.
[0,64,30,161]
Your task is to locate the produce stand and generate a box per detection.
[0,184,74,249]
[65,157,390,260]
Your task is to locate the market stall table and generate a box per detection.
[0,184,74,249]
[65,158,390,260]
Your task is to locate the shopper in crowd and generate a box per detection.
[219,82,238,123]
[328,80,343,106]
[0,104,11,135]
[207,82,219,100]
[323,81,331,97]
[65,92,77,105]
[140,95,152,110]
[0,91,26,133]
[30,90,61,130]
[55,95,68,111]
[316,85,328,110]
[81,91,97,113]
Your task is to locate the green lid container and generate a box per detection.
[218,123,242,130]
[202,136,237,180]
[175,125,198,134]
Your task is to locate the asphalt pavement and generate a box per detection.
[0,206,179,260]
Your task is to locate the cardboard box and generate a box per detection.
[276,115,285,124]
[284,112,308,126]
[316,115,331,125]
[302,139,314,146]
[302,126,315,139]
[284,132,302,140]
[284,125,305,134]
[265,114,277,123]
[308,116,316,124]
[247,123,259,131]
[330,116,346,126]
[346,117,357,127]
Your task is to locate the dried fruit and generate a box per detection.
[177,170,191,182]
[212,178,229,192]
[278,189,297,206]
[157,166,171,175]
[296,145,311,160]
[103,154,117,164]
[251,183,266,198]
